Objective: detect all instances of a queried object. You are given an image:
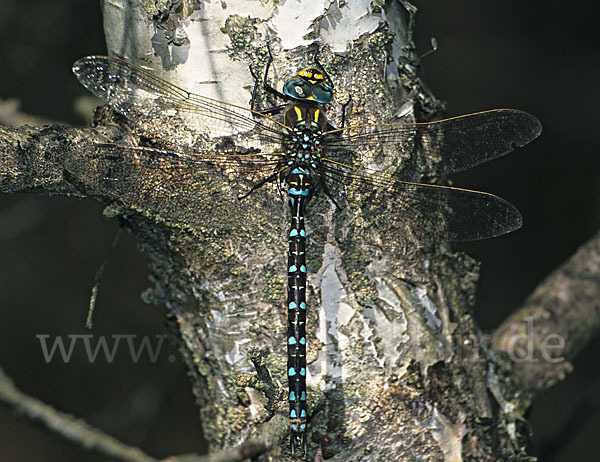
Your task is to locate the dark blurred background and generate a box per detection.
[0,1,598,460]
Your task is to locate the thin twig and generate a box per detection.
[87,224,124,329]
[0,365,158,462]
[0,362,287,462]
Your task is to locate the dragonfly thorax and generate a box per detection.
[283,103,328,168]
[285,125,323,168]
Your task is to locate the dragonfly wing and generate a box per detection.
[321,161,522,248]
[66,143,283,212]
[72,56,287,150]
[323,109,541,179]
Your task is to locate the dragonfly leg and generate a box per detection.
[249,64,261,111]
[339,94,352,129]
[237,170,279,200]
[249,47,287,114]
[318,180,340,211]
[254,103,288,116]
[249,64,285,114]
[249,64,285,111]
[258,43,288,101]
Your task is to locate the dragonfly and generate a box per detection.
[72,54,541,458]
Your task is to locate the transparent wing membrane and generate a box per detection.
[73,56,288,149]
[95,143,284,171]
[323,109,541,179]
[320,162,522,246]
[66,143,282,215]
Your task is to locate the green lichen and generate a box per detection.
[261,265,285,305]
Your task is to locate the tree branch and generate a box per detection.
[492,230,600,399]
[0,124,121,198]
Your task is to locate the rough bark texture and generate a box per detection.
[492,230,600,404]
[0,1,552,460]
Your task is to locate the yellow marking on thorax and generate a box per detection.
[294,106,303,121]
[314,108,320,123]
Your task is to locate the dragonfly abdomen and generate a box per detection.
[284,166,315,457]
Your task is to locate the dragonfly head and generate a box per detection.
[283,67,333,104]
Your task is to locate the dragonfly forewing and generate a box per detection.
[72,56,288,153]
